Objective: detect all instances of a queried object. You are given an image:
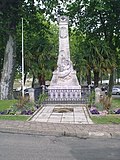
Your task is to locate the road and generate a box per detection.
[0,132,120,160]
[112,94,120,98]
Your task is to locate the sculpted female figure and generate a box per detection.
[57,50,73,78]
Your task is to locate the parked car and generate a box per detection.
[112,87,120,95]
[104,87,120,95]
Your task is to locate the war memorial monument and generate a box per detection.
[48,16,81,101]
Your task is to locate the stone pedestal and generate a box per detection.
[28,88,34,102]
[95,87,101,103]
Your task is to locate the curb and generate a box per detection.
[0,120,120,139]
[0,127,120,139]
[27,105,43,121]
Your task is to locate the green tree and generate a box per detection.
[0,0,59,99]
[66,0,120,100]
[16,6,58,87]
[0,0,24,99]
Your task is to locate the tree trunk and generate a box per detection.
[102,69,114,111]
[38,74,45,86]
[108,69,114,97]
[100,71,102,85]
[117,68,120,84]
[24,72,27,85]
[32,74,35,88]
[86,69,91,85]
[93,70,99,87]
[0,34,16,99]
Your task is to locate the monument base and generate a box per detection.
[48,87,81,101]
[48,70,81,100]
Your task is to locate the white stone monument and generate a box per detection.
[95,87,101,103]
[28,88,34,102]
[48,16,81,100]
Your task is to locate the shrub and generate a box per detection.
[8,96,35,115]
[38,93,48,104]
[100,95,112,111]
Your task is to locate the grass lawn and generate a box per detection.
[0,115,30,121]
[91,115,120,124]
[112,98,120,109]
[0,100,31,121]
[0,98,119,123]
[90,97,120,124]
[0,100,17,111]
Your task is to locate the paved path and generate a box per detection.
[30,104,93,124]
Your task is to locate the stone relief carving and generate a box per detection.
[60,27,67,38]
[57,50,72,78]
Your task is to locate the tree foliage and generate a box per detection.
[0,0,58,99]
[66,0,120,89]
[16,2,58,86]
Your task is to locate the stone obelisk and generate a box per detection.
[48,16,81,100]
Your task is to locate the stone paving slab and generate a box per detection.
[30,104,93,124]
